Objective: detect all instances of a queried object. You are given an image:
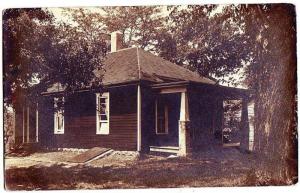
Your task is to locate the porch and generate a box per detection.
[14,101,39,146]
[146,81,254,156]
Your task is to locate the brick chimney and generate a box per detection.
[110,31,123,52]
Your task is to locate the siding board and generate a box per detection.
[39,85,138,150]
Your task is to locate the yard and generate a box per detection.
[5,147,260,190]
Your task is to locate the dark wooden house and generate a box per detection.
[14,32,254,156]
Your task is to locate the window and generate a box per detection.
[54,97,64,134]
[156,98,168,134]
[96,92,110,134]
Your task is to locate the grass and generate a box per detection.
[5,148,259,190]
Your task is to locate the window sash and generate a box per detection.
[155,99,168,134]
[54,97,64,134]
[96,92,109,134]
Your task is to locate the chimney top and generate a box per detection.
[110,31,123,53]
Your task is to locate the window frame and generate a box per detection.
[54,97,64,134]
[96,92,110,135]
[155,98,169,135]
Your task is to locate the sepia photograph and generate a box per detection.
[2,2,298,190]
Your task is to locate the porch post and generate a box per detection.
[137,85,142,151]
[240,98,250,152]
[178,91,191,156]
[22,107,25,143]
[27,106,30,143]
[13,108,16,144]
[36,103,39,143]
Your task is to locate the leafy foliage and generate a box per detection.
[69,6,252,85]
[4,106,15,153]
[3,8,107,107]
[155,5,251,85]
[3,9,53,106]
[102,6,164,50]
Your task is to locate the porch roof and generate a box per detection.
[151,81,252,99]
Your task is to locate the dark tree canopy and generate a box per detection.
[3,8,108,107]
[158,5,251,84]
[68,6,251,85]
[3,9,53,105]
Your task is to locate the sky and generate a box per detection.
[49,5,225,22]
[48,7,106,25]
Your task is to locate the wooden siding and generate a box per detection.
[189,90,221,150]
[53,114,137,149]
[39,85,138,150]
[141,87,156,152]
[14,108,23,144]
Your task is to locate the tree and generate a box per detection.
[237,4,297,184]
[3,8,53,106]
[3,8,108,109]
[103,6,164,50]
[4,105,15,152]
[63,7,164,50]
[157,5,252,85]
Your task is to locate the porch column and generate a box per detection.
[178,91,191,156]
[22,107,25,143]
[137,85,142,152]
[13,108,16,144]
[27,106,30,143]
[36,103,39,143]
[240,99,250,152]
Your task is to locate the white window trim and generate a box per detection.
[155,99,169,135]
[96,92,110,135]
[54,97,64,134]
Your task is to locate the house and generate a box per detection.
[13,31,254,156]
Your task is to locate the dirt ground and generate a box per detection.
[4,147,260,190]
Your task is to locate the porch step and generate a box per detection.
[150,146,179,154]
[223,142,240,147]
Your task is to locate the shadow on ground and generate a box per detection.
[5,148,261,190]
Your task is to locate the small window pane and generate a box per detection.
[156,98,168,134]
[96,93,110,134]
[98,122,109,134]
[100,115,107,121]
[100,97,106,103]
[54,97,64,134]
[100,103,107,114]
[157,117,165,133]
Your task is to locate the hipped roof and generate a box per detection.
[98,47,215,85]
[46,47,215,93]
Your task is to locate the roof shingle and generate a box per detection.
[46,47,215,93]
[99,47,215,85]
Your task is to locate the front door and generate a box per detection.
[153,94,180,146]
